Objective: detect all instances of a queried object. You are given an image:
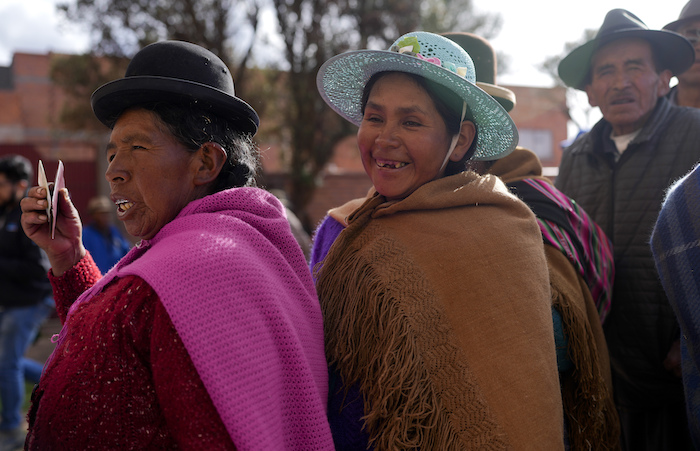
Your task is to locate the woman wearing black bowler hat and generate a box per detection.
[20,41,334,450]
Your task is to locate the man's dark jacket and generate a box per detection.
[0,203,51,308]
[555,97,700,406]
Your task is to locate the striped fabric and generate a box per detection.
[518,178,615,323]
[651,164,700,445]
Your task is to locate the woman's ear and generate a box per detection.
[449,121,477,162]
[193,142,227,187]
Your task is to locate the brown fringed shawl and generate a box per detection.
[316,171,564,450]
[489,147,620,450]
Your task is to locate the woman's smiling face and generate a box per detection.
[358,73,454,201]
[105,108,202,241]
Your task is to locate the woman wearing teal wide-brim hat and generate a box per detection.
[311,31,566,449]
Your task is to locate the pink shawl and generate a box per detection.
[54,188,333,450]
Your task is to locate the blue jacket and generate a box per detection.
[82,223,131,273]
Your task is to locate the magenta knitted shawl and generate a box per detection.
[55,188,333,450]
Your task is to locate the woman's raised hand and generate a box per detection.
[21,186,86,277]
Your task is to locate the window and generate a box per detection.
[518,129,553,160]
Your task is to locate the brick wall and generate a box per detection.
[0,51,570,236]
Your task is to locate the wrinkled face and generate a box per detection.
[677,20,700,87]
[585,38,671,136]
[105,108,200,241]
[357,73,454,201]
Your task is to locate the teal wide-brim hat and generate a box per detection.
[558,9,694,90]
[316,31,518,161]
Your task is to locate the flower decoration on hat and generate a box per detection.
[391,37,469,79]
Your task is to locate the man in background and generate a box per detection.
[556,8,700,450]
[81,196,131,273]
[0,155,53,451]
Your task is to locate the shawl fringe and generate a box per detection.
[548,248,620,450]
[317,197,507,450]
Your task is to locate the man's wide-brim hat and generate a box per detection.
[558,9,695,90]
[442,32,516,113]
[91,40,259,134]
[316,31,518,161]
[664,0,700,31]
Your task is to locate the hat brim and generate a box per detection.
[91,76,259,134]
[558,29,695,90]
[316,50,518,161]
[477,82,516,112]
[664,14,700,31]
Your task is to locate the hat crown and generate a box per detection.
[597,9,649,37]
[389,32,476,84]
[664,0,700,30]
[126,41,235,95]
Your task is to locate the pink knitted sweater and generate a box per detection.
[46,188,333,450]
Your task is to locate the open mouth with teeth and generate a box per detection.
[376,159,408,169]
[610,97,634,105]
[116,199,134,214]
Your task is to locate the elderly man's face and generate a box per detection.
[585,38,671,136]
[104,108,201,241]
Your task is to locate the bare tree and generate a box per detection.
[56,0,264,87]
[269,0,501,227]
[539,29,598,133]
[51,0,501,228]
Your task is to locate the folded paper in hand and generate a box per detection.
[37,160,65,239]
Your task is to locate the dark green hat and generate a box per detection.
[558,9,694,90]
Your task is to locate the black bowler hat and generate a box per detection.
[558,9,695,90]
[91,40,259,134]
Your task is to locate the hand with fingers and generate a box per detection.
[20,185,86,277]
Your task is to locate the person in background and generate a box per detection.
[312,31,563,449]
[556,9,700,450]
[651,163,700,447]
[20,40,333,450]
[443,31,621,450]
[81,195,131,273]
[0,155,54,451]
[664,0,700,108]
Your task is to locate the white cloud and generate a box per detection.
[0,0,90,66]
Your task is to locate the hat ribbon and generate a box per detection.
[439,101,468,172]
